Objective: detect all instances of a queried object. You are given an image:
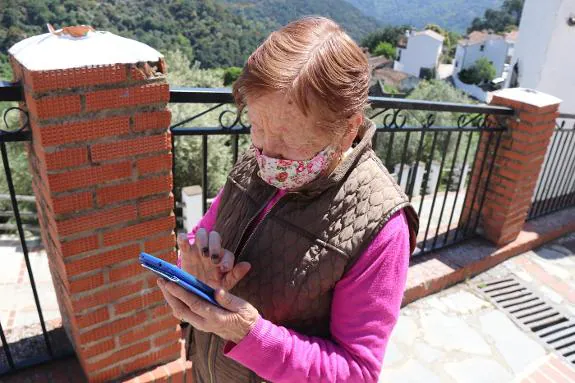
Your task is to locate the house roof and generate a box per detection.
[414,30,445,41]
[459,31,504,46]
[397,29,444,49]
[505,30,519,42]
[371,68,411,87]
[368,55,392,70]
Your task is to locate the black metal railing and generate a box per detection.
[528,114,575,220]
[0,81,513,374]
[1,82,76,374]
[168,87,512,255]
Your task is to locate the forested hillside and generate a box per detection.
[0,0,272,71]
[218,0,380,41]
[344,0,503,32]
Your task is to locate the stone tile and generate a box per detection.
[444,358,513,383]
[0,253,23,285]
[529,254,572,279]
[391,315,418,347]
[420,311,491,355]
[413,342,444,364]
[538,285,565,305]
[416,294,450,313]
[513,270,534,283]
[28,252,53,283]
[379,359,442,383]
[479,311,546,375]
[383,339,404,367]
[440,289,492,314]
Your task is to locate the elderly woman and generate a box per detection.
[158,17,418,382]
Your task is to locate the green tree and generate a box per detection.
[0,0,272,73]
[166,51,249,199]
[372,42,396,59]
[370,80,477,183]
[0,103,35,231]
[223,67,243,86]
[424,23,461,63]
[425,23,445,36]
[459,58,496,85]
[220,0,380,42]
[468,0,525,33]
[361,25,411,53]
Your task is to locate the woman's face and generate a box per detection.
[247,92,333,161]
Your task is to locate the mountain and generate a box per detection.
[0,0,272,69]
[344,0,504,33]
[217,0,381,42]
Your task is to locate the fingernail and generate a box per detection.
[157,278,163,287]
[202,247,209,257]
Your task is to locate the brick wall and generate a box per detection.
[10,53,183,382]
[461,88,561,246]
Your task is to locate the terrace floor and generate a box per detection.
[1,232,574,382]
[380,232,575,383]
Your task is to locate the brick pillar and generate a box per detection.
[9,29,182,382]
[462,88,561,246]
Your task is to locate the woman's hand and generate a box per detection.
[158,278,259,344]
[178,229,251,290]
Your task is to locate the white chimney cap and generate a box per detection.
[9,30,163,71]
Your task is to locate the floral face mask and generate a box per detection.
[254,145,337,190]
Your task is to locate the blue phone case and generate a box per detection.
[139,252,222,308]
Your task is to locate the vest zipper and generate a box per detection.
[236,193,294,262]
[233,191,279,258]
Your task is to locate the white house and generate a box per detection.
[506,0,575,204]
[394,30,444,78]
[506,0,575,113]
[453,31,516,78]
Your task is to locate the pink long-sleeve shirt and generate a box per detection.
[185,189,410,382]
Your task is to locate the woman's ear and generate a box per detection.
[340,113,363,150]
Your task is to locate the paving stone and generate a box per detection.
[538,285,565,305]
[514,270,535,283]
[479,311,546,375]
[529,255,572,279]
[444,358,513,383]
[391,315,418,347]
[418,295,450,313]
[379,359,442,383]
[421,311,492,355]
[382,339,404,367]
[413,342,444,364]
[440,289,492,314]
[528,248,575,272]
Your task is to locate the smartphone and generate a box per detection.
[139,252,222,308]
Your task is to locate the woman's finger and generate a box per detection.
[222,262,251,290]
[219,249,235,273]
[158,279,204,325]
[195,228,209,258]
[177,232,191,252]
[208,231,222,264]
[164,280,225,318]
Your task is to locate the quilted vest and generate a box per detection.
[187,120,419,383]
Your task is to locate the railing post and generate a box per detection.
[462,88,561,246]
[9,30,186,382]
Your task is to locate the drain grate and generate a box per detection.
[476,276,575,366]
